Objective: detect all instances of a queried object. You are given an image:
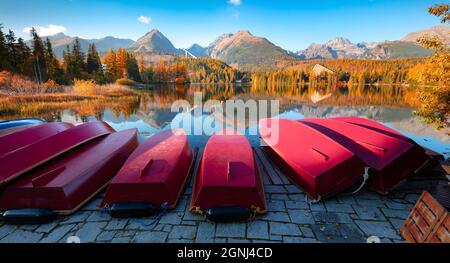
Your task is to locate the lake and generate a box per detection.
[3,84,449,158]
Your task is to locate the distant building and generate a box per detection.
[312,64,334,76]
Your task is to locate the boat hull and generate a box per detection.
[332,117,413,142]
[0,129,138,215]
[260,118,365,199]
[0,124,40,137]
[300,118,429,194]
[190,129,266,221]
[0,121,114,186]
[101,129,194,216]
[0,118,45,130]
[332,117,443,172]
[0,122,74,157]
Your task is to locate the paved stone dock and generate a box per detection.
[0,147,444,243]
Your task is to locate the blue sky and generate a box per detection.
[0,0,445,50]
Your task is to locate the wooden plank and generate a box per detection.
[402,191,450,243]
[405,219,424,242]
[253,149,271,185]
[426,215,450,243]
[400,226,417,243]
[274,167,291,184]
[422,192,446,217]
[188,147,203,187]
[254,147,283,185]
[411,209,431,235]
[259,147,291,185]
[413,204,435,226]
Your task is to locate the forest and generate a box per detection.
[0,25,241,86]
[0,4,448,127]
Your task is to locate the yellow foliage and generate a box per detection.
[115,78,135,86]
[73,79,98,95]
[408,5,450,128]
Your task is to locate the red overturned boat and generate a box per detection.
[332,116,443,166]
[331,116,438,155]
[0,122,74,157]
[300,118,430,194]
[0,121,114,187]
[0,124,41,137]
[0,129,138,224]
[332,117,413,142]
[190,129,266,222]
[101,129,194,218]
[260,118,366,200]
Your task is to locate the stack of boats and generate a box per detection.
[0,117,441,224]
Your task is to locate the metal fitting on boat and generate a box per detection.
[204,206,253,222]
[109,202,155,218]
[1,208,56,225]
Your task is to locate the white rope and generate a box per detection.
[347,166,370,195]
[305,194,322,205]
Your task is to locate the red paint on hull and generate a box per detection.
[332,116,442,175]
[190,129,266,214]
[260,118,365,199]
[300,118,429,194]
[101,129,193,209]
[332,117,411,142]
[0,122,74,157]
[0,129,138,214]
[0,121,114,187]
[0,124,40,137]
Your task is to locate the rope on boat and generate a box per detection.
[100,204,111,217]
[305,195,322,205]
[131,202,169,228]
[99,202,169,228]
[346,167,371,195]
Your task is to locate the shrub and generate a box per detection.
[42,79,64,93]
[73,79,98,95]
[115,78,135,86]
[0,71,43,94]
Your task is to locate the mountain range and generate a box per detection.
[41,33,134,57]
[295,37,434,60]
[189,30,291,66]
[40,25,449,66]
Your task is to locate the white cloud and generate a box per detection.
[138,15,151,24]
[22,24,67,36]
[228,0,241,6]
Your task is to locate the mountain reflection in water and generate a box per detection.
[4,84,450,158]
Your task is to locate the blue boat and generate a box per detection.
[0,118,46,130]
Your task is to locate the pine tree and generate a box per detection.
[30,27,47,83]
[146,64,153,83]
[127,52,141,82]
[16,38,32,77]
[71,37,86,79]
[0,24,9,70]
[5,30,18,72]
[62,45,72,79]
[44,38,64,83]
[86,43,101,74]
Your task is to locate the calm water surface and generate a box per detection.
[10,84,450,158]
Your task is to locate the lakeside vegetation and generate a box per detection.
[0,4,448,127]
[0,76,140,120]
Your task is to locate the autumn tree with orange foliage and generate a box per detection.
[408,4,450,128]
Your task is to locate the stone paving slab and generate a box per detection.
[0,147,443,243]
